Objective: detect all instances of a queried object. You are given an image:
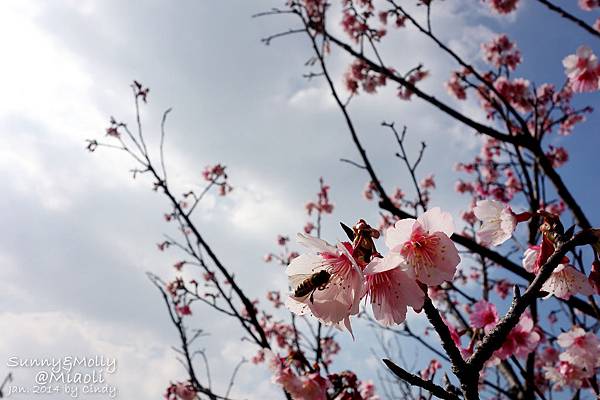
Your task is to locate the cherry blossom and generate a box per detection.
[544,357,590,389]
[562,46,600,93]
[545,146,569,168]
[292,373,329,400]
[473,199,528,246]
[541,263,594,300]
[164,381,197,400]
[492,77,533,113]
[482,34,521,71]
[344,59,386,95]
[285,234,364,334]
[398,68,429,100]
[579,0,599,11]
[546,326,600,389]
[557,327,600,373]
[380,207,460,286]
[175,304,192,316]
[494,314,540,360]
[358,379,379,400]
[266,350,330,400]
[484,0,519,14]
[445,71,467,100]
[420,359,443,381]
[522,245,593,299]
[469,300,498,332]
[363,257,425,326]
[522,245,540,274]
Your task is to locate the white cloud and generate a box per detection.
[288,86,336,110]
[0,312,180,399]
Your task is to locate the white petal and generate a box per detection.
[285,296,311,315]
[363,253,407,275]
[385,219,415,249]
[418,207,455,236]
[473,199,504,220]
[285,253,325,276]
[296,233,336,254]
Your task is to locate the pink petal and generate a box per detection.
[413,232,460,285]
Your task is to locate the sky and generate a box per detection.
[0,1,599,399]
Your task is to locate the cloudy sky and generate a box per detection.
[0,1,598,399]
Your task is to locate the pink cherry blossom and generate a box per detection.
[482,34,521,71]
[473,199,518,246]
[557,326,600,373]
[176,304,192,316]
[484,0,519,14]
[292,373,329,400]
[579,0,599,11]
[562,46,600,93]
[491,76,533,114]
[363,257,425,326]
[358,380,379,400]
[522,245,540,274]
[266,350,330,400]
[494,279,511,299]
[397,68,429,100]
[382,207,460,286]
[445,71,467,100]
[285,234,364,334]
[165,382,197,400]
[541,263,594,300]
[546,326,600,388]
[420,174,436,190]
[420,359,443,380]
[522,246,593,299]
[494,314,540,360]
[538,346,559,366]
[545,146,569,168]
[265,351,303,394]
[544,357,590,389]
[469,300,498,332]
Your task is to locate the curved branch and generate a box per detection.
[535,0,600,40]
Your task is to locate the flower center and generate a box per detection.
[400,228,440,272]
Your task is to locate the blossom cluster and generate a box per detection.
[475,199,594,300]
[543,326,600,389]
[266,351,379,400]
[563,45,600,93]
[286,207,461,332]
[164,381,197,400]
[482,34,522,71]
[201,163,233,196]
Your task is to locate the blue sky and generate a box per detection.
[0,1,598,399]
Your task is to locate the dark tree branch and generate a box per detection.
[383,359,461,400]
[535,0,600,40]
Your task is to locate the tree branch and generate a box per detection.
[382,359,461,400]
